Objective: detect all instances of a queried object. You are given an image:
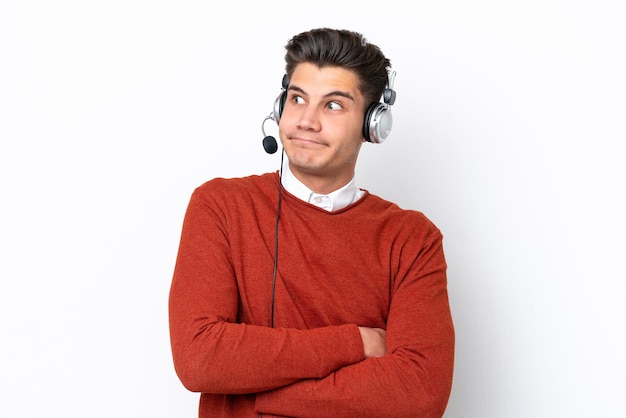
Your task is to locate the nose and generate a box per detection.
[296,105,321,131]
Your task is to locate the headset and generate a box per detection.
[262,69,397,153]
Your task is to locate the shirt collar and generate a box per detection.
[281,158,364,212]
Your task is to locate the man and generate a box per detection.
[169,28,455,417]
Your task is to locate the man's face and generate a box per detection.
[278,62,367,193]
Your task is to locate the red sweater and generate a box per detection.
[168,172,455,417]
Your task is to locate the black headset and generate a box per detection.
[265,70,397,148]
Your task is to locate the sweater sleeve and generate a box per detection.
[254,228,455,417]
[168,186,364,394]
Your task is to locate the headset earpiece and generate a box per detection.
[363,70,397,144]
[273,74,289,123]
[363,101,393,144]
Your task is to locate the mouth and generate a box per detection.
[289,136,325,147]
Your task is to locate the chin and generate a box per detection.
[289,155,327,172]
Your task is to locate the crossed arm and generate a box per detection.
[169,249,452,417]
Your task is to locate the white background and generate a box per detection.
[1,1,624,417]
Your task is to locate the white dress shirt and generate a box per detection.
[281,158,365,212]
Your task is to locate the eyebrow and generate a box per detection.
[288,85,355,102]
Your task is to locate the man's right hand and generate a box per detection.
[358,327,387,359]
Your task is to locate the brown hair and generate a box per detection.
[284,28,391,107]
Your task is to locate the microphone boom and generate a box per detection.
[261,113,279,154]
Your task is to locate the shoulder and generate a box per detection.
[193,171,279,198]
[184,172,280,217]
[361,192,442,239]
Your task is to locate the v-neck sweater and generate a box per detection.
[169,171,455,417]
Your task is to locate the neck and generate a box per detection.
[289,166,354,195]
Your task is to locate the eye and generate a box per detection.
[328,101,343,111]
[292,95,305,105]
